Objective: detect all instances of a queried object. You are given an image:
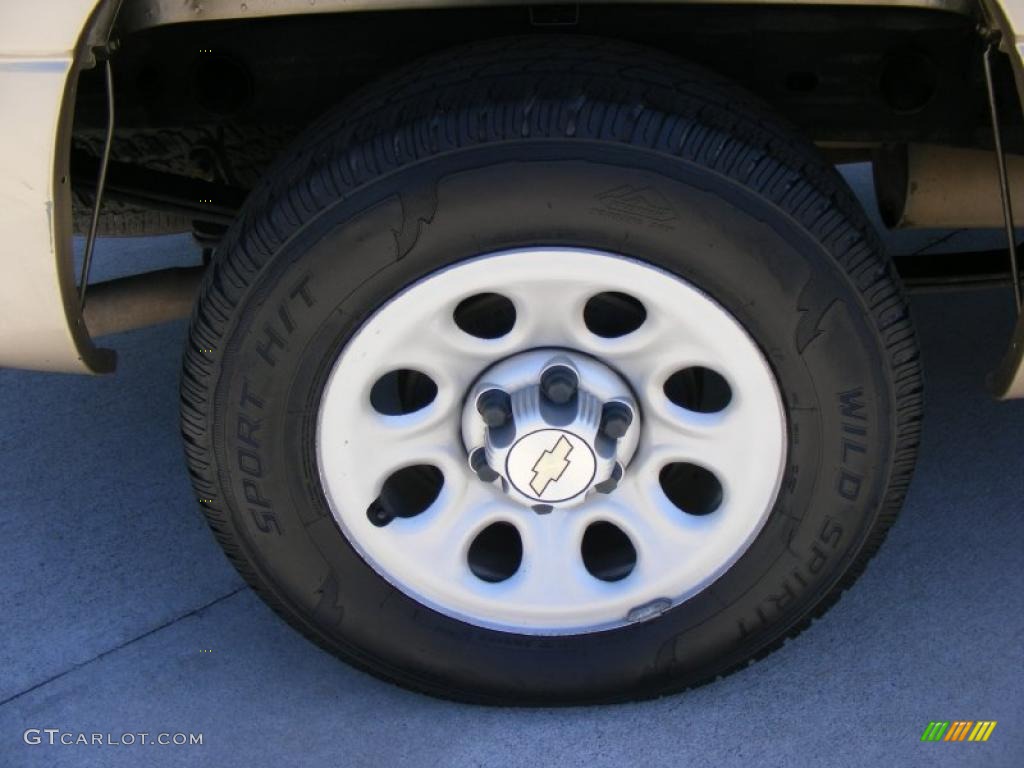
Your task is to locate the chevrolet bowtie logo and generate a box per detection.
[529,435,574,496]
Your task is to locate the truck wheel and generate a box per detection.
[180,36,922,704]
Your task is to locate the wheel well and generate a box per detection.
[69,3,1020,235]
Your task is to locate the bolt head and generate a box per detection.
[541,365,578,405]
[470,447,500,482]
[477,465,499,482]
[476,389,511,428]
[594,463,624,494]
[601,403,633,439]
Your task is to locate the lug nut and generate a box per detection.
[594,463,624,494]
[600,402,633,440]
[367,500,394,527]
[532,504,553,515]
[470,448,499,482]
[541,365,578,405]
[476,389,512,428]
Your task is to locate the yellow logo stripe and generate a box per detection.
[967,721,997,741]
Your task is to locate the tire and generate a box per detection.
[180,35,922,704]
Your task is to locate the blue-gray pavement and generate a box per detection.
[1,170,1023,767]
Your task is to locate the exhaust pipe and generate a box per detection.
[873,143,1024,229]
[83,266,203,337]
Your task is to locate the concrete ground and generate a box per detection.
[1,170,1022,767]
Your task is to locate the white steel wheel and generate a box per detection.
[316,248,787,634]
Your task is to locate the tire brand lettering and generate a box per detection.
[254,274,316,368]
[254,324,286,368]
[735,387,868,640]
[839,387,866,421]
[238,450,262,477]
[736,517,844,639]
[237,414,262,448]
[837,387,867,502]
[289,274,315,308]
[236,378,281,535]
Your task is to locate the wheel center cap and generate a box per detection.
[506,429,597,503]
[461,349,640,511]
